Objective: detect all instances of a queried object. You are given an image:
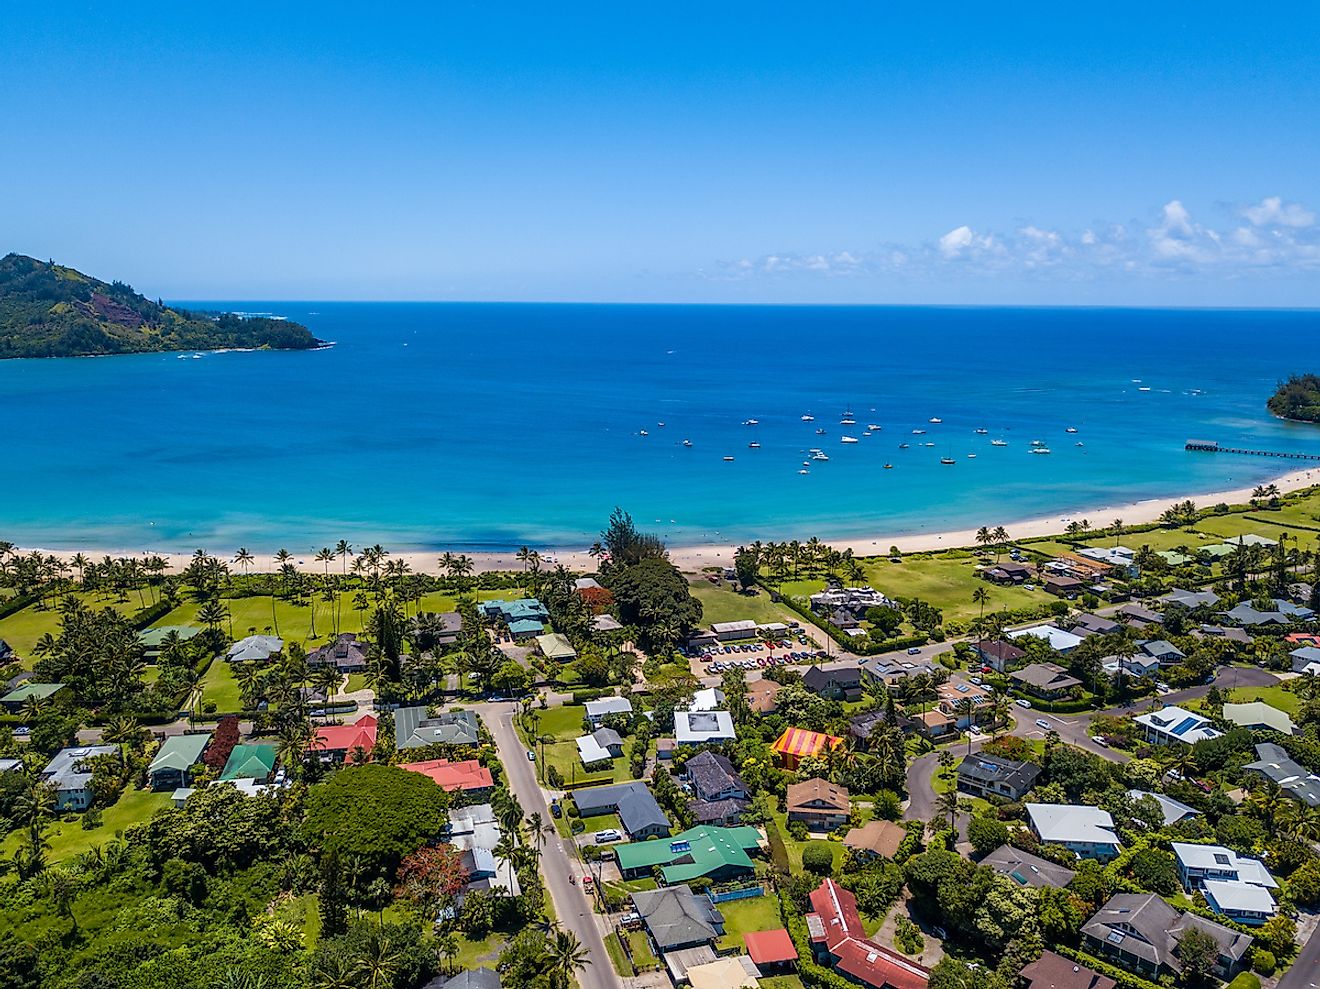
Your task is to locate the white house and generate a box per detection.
[41,745,118,812]
[584,696,633,726]
[674,710,736,745]
[1008,625,1084,654]
[683,688,726,712]
[1172,842,1277,925]
[1134,706,1221,747]
[1222,702,1297,735]
[1026,803,1122,861]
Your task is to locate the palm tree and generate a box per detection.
[935,786,964,835]
[234,548,255,579]
[354,927,400,989]
[971,586,990,625]
[547,925,590,985]
[1111,518,1124,546]
[102,714,142,767]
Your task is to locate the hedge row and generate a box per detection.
[0,592,40,620]
[1053,946,1164,989]
[130,598,175,630]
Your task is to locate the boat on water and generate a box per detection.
[912,428,926,435]
[841,435,859,444]
[929,417,943,424]
[840,418,856,426]
[1076,441,1085,447]
[639,429,648,436]
[801,414,815,422]
[967,453,977,458]
[940,457,956,465]
[748,441,761,449]
[657,421,665,427]
[974,428,988,435]
[898,442,910,449]
[682,439,692,447]
[816,428,827,435]
[883,463,894,469]
[1138,387,1152,392]
[924,442,936,447]
[1065,427,1077,433]
[867,423,882,431]
[811,450,830,461]
[723,455,736,461]
[990,439,1008,447]
[1030,447,1052,455]
[1030,439,1045,447]
[743,418,760,426]
[799,468,809,475]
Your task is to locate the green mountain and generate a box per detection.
[1267,374,1320,424]
[0,253,322,359]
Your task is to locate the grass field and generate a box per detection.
[1193,684,1303,716]
[527,704,591,741]
[0,591,147,661]
[689,581,798,627]
[0,787,172,863]
[715,894,782,951]
[200,660,243,713]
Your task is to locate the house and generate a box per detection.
[1244,742,1320,807]
[685,751,747,802]
[574,781,671,838]
[1008,625,1083,654]
[147,732,211,790]
[771,727,843,770]
[981,845,1075,888]
[849,708,913,745]
[139,625,202,659]
[1102,652,1161,679]
[584,696,633,726]
[913,710,955,740]
[535,632,577,663]
[1172,842,1278,924]
[0,682,68,711]
[41,745,117,811]
[220,743,279,782]
[1138,639,1186,665]
[591,613,624,634]
[809,586,897,619]
[225,635,283,663]
[1082,893,1251,980]
[615,824,762,882]
[313,714,378,762]
[806,878,930,989]
[1026,803,1121,860]
[1010,663,1082,699]
[1127,790,1200,826]
[481,598,549,625]
[0,759,21,774]
[306,633,369,673]
[0,639,14,663]
[576,727,624,765]
[842,819,907,860]
[507,618,544,639]
[1079,545,1137,570]
[711,620,758,641]
[402,758,494,795]
[1195,624,1252,646]
[747,678,781,713]
[743,928,798,973]
[1289,645,1320,673]
[957,755,1041,800]
[982,561,1033,585]
[1222,701,1297,735]
[787,778,850,831]
[447,803,520,898]
[395,707,481,748]
[674,710,737,745]
[1019,950,1115,989]
[1070,613,1121,636]
[685,958,759,989]
[574,576,603,592]
[936,678,992,728]
[1224,603,1290,627]
[631,885,724,952]
[421,969,503,989]
[802,665,863,701]
[1044,575,1085,598]
[972,639,1026,672]
[683,687,726,712]
[1162,587,1220,609]
[1134,706,1221,747]
[1117,603,1163,626]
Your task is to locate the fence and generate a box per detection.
[707,882,766,904]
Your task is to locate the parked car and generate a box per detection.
[527,750,536,761]
[594,829,624,843]
[1035,719,1052,730]
[550,801,562,817]
[1016,699,1032,709]
[907,647,921,655]
[1090,735,1108,747]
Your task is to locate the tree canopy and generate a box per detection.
[1267,373,1320,423]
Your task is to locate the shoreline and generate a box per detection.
[11,467,1318,577]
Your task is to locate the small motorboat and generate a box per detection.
[974,428,988,434]
[639,429,648,436]
[1076,441,1085,447]
[924,442,936,447]
[841,435,859,444]
[967,453,977,458]
[912,428,926,435]
[840,417,856,426]
[683,439,693,447]
[799,468,809,475]
[990,439,1008,447]
[867,424,882,431]
[801,414,815,422]
[883,463,894,469]
[816,427,827,435]
[657,421,665,427]
[940,457,956,465]
[723,455,736,461]
[811,450,830,461]
[1030,447,1052,455]
[1030,439,1045,447]
[929,417,943,424]
[898,442,910,449]
[1065,427,1078,433]
[743,418,760,426]
[748,441,761,449]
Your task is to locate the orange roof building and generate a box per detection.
[313,714,378,763]
[401,757,494,794]
[771,727,843,770]
[744,927,798,968]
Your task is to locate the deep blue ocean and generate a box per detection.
[3,304,1320,554]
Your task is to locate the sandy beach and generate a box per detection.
[13,467,1319,577]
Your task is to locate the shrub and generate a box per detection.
[967,816,1009,857]
[894,916,923,955]
[1227,973,1262,989]
[1251,950,1275,976]
[802,841,835,875]
[787,820,809,842]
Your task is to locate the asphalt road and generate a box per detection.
[1278,917,1320,989]
[474,701,623,989]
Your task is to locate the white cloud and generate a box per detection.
[939,225,975,256]
[1242,195,1315,228]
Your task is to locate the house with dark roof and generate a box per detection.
[1224,603,1291,627]
[806,878,930,989]
[1162,588,1220,610]
[1290,644,1320,674]
[849,709,913,745]
[632,886,724,952]
[982,844,1075,888]
[1070,613,1121,636]
[1138,639,1186,665]
[802,665,863,701]
[982,561,1033,585]
[956,754,1041,800]
[1117,603,1162,626]
[574,781,671,839]
[1019,950,1115,989]
[972,639,1026,672]
[1081,893,1251,981]
[421,968,502,989]
[787,778,850,831]
[395,707,481,748]
[1245,742,1320,807]
[42,745,118,811]
[307,633,369,673]
[685,751,747,802]
[1044,575,1085,598]
[1010,662,1082,699]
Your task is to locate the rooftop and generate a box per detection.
[982,844,1076,888]
[1026,803,1120,849]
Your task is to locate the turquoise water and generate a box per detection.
[3,303,1319,553]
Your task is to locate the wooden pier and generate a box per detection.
[1185,439,1320,461]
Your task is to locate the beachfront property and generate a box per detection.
[395,707,481,748]
[1026,803,1122,861]
[956,754,1041,800]
[138,624,202,659]
[1008,624,1083,654]
[225,634,283,663]
[808,585,897,623]
[313,713,379,762]
[480,598,548,638]
[573,781,671,839]
[982,844,1076,889]
[535,631,577,662]
[1222,701,1297,735]
[576,726,624,765]
[41,745,117,811]
[842,819,907,861]
[801,664,863,701]
[147,731,212,790]
[1127,790,1200,826]
[806,877,931,989]
[402,757,494,795]
[307,633,370,673]
[1082,894,1251,982]
[1171,841,1278,924]
[1243,742,1320,807]
[1077,545,1139,573]
[0,681,68,711]
[771,726,844,770]
[1133,706,1221,747]
[972,638,1026,672]
[614,824,762,882]
[584,696,633,726]
[1009,662,1082,699]
[981,561,1034,585]
[787,777,850,831]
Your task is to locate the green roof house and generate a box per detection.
[139,625,202,657]
[148,732,212,790]
[220,743,278,782]
[0,682,68,711]
[615,824,763,883]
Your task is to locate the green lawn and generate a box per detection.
[0,591,147,662]
[543,740,624,787]
[689,581,799,627]
[526,704,590,741]
[603,932,632,976]
[200,659,243,713]
[760,978,806,989]
[0,786,172,863]
[1197,685,1303,716]
[715,894,782,951]
[769,810,837,871]
[625,928,660,971]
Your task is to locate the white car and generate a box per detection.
[594,829,624,843]
[1090,735,1108,747]
[1035,718,1052,730]
[1015,698,1032,709]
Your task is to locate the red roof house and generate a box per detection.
[313,714,378,763]
[806,878,929,989]
[744,928,798,969]
[401,757,494,794]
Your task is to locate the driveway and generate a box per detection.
[472,701,624,989]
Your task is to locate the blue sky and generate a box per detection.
[2,3,1318,304]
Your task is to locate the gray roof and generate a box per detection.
[982,844,1075,888]
[1244,742,1320,807]
[41,745,117,793]
[573,781,670,835]
[1084,893,1251,973]
[631,886,721,950]
[685,751,745,801]
[1162,588,1220,609]
[958,755,1041,794]
[592,727,623,748]
[1010,662,1082,691]
[1139,639,1185,660]
[803,665,862,693]
[1127,790,1200,826]
[1224,603,1289,626]
[225,634,283,662]
[395,707,481,748]
[423,968,502,989]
